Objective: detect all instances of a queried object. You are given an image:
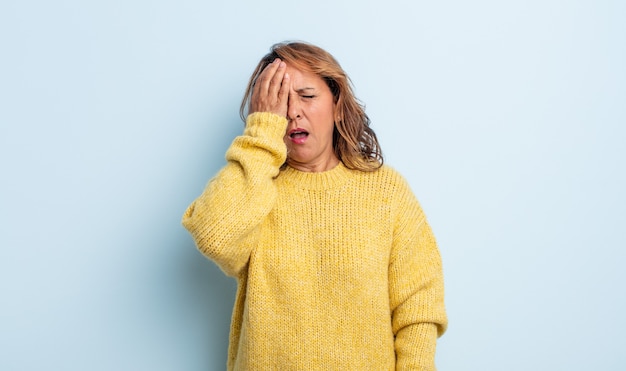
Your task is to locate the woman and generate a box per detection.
[182,41,447,370]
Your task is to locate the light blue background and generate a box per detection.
[1,0,624,370]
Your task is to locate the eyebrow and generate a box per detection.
[295,87,315,93]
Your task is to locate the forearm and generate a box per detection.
[390,221,447,369]
[395,322,438,371]
[182,112,287,276]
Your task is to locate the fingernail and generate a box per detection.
[279,61,286,68]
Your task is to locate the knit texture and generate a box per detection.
[182,112,447,370]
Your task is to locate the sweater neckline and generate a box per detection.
[280,162,352,190]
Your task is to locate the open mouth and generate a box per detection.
[289,130,309,139]
[288,128,309,144]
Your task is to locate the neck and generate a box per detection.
[286,156,340,173]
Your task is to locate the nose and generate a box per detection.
[287,93,300,121]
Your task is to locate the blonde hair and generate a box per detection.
[240,41,383,172]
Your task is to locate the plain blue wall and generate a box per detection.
[1,0,624,369]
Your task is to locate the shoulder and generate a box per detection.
[376,164,409,183]
[345,165,420,208]
[351,164,413,191]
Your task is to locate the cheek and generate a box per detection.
[312,111,335,135]
[313,102,336,128]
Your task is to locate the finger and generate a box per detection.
[268,61,287,98]
[277,72,290,108]
[256,59,281,96]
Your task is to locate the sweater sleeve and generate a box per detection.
[182,112,288,277]
[389,177,447,371]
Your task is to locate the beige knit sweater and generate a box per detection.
[182,112,447,370]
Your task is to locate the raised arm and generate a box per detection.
[182,59,290,277]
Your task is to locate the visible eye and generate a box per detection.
[302,95,315,99]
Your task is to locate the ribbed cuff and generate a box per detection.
[245,112,288,140]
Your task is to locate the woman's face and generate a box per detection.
[284,65,339,172]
